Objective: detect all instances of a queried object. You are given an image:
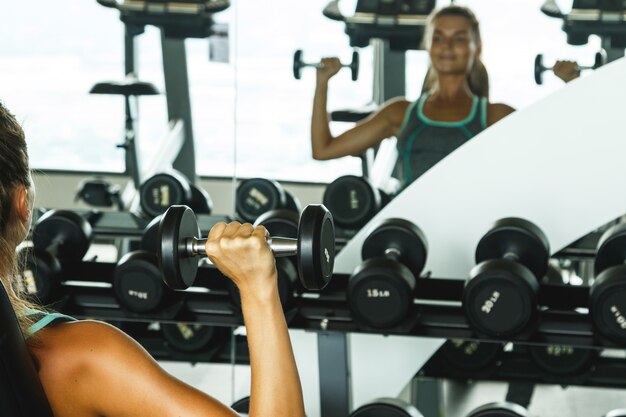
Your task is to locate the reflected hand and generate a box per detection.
[317,57,342,83]
[553,60,580,83]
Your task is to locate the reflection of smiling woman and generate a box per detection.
[311,5,515,188]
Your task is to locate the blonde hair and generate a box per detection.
[0,102,43,337]
[421,5,489,98]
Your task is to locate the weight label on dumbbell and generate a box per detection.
[18,270,38,295]
[366,288,391,298]
[247,187,269,209]
[546,345,574,357]
[350,189,360,210]
[481,291,500,314]
[128,289,148,300]
[610,306,626,330]
[151,185,171,207]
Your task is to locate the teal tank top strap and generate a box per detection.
[19,309,77,339]
[480,96,488,129]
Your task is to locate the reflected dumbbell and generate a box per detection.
[534,51,606,85]
[323,175,392,231]
[17,210,94,304]
[348,218,427,329]
[75,177,122,209]
[350,398,423,417]
[235,178,301,223]
[161,322,228,353]
[462,218,550,338]
[139,170,213,217]
[528,343,597,376]
[293,49,359,81]
[157,204,335,291]
[590,223,626,345]
[466,402,531,417]
[441,339,503,373]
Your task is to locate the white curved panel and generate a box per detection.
[336,57,626,277]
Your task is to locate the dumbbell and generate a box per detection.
[75,177,122,209]
[440,339,503,373]
[17,210,93,304]
[466,402,531,417]
[113,217,179,313]
[231,396,250,414]
[589,222,626,345]
[157,204,335,291]
[528,343,597,376]
[534,51,606,85]
[323,175,392,231]
[350,398,423,417]
[293,49,359,81]
[139,170,213,217]
[348,218,427,329]
[161,322,228,353]
[462,218,550,338]
[235,178,301,223]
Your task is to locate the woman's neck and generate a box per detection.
[430,74,473,101]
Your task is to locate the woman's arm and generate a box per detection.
[37,222,304,417]
[311,57,409,160]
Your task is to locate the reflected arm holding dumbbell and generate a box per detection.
[553,60,581,83]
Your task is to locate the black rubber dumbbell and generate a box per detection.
[231,396,250,414]
[293,49,359,81]
[467,402,531,417]
[75,177,122,209]
[139,170,213,217]
[161,322,228,354]
[534,50,606,85]
[348,218,427,329]
[350,398,423,417]
[235,178,301,223]
[17,210,94,304]
[462,218,550,338]
[323,175,392,231]
[589,223,626,345]
[440,339,503,374]
[113,216,179,314]
[528,343,597,376]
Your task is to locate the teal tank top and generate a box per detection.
[394,93,488,188]
[19,308,77,339]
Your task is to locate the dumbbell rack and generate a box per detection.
[30,208,626,417]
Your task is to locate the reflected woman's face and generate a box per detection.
[427,15,478,76]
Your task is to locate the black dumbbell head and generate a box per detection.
[188,183,213,215]
[140,171,192,218]
[161,322,225,353]
[142,215,161,254]
[544,263,564,284]
[350,398,424,417]
[297,204,335,291]
[463,259,540,337]
[466,402,531,417]
[231,396,250,414]
[589,264,626,344]
[76,178,118,207]
[349,257,416,328]
[351,50,359,81]
[293,49,304,80]
[323,175,381,229]
[534,54,544,85]
[594,222,626,276]
[284,190,302,215]
[254,209,300,239]
[158,205,200,290]
[594,50,607,69]
[236,178,287,223]
[441,339,503,372]
[114,251,171,313]
[528,344,597,375]
[32,210,93,263]
[476,217,550,280]
[17,248,62,305]
[362,218,428,276]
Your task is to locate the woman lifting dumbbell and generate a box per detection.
[0,102,305,416]
[311,5,515,189]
